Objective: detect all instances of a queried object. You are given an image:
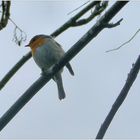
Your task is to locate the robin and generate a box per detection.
[25,35,74,100]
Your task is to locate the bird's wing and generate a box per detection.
[51,37,74,76]
[66,63,74,76]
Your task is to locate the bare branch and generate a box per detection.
[0,1,11,30]
[51,1,100,37]
[104,18,123,28]
[0,1,129,132]
[0,52,31,90]
[106,28,140,52]
[96,54,140,139]
[72,1,109,26]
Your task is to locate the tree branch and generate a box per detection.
[96,54,140,139]
[71,1,108,26]
[0,52,31,90]
[0,1,128,132]
[51,1,100,37]
[0,1,100,90]
[0,1,10,30]
[0,1,27,46]
[106,28,140,52]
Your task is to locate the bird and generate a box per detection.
[25,34,74,100]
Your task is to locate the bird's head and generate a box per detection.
[25,34,51,54]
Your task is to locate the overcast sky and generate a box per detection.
[0,1,140,139]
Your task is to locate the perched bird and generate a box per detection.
[25,35,74,100]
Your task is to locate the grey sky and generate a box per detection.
[0,1,140,139]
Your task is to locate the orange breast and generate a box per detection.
[30,37,46,54]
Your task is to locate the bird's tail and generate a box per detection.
[54,73,66,100]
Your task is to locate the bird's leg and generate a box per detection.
[41,68,46,76]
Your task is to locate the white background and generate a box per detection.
[0,1,140,139]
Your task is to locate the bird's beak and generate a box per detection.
[25,44,29,47]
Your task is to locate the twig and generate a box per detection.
[0,1,128,132]
[67,0,90,15]
[104,18,123,28]
[106,28,140,52]
[96,55,140,139]
[9,17,27,46]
